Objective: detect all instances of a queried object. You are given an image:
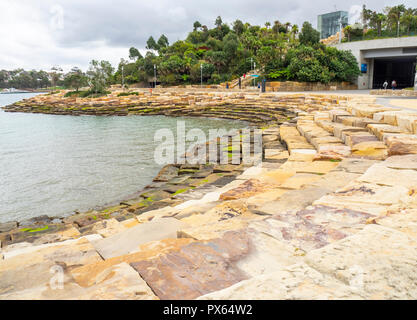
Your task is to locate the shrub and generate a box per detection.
[117,92,139,97]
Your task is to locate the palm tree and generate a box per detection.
[272,20,281,34]
[370,12,386,36]
[387,5,406,36]
[291,24,299,41]
[400,8,417,34]
[344,25,352,42]
[284,22,291,34]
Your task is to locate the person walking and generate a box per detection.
[391,80,397,90]
[383,80,388,90]
[238,77,242,90]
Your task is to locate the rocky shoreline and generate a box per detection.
[1,90,417,300]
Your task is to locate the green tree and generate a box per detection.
[215,16,223,29]
[129,47,142,61]
[386,5,406,35]
[299,22,320,46]
[157,34,169,49]
[146,36,159,51]
[50,65,63,87]
[63,67,88,91]
[233,19,245,35]
[87,60,114,93]
[193,21,202,31]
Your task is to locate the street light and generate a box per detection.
[154,64,157,88]
[253,62,256,87]
[200,64,203,88]
[121,65,125,89]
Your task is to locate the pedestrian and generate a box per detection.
[226,82,229,89]
[238,77,242,89]
[391,80,397,90]
[383,80,388,90]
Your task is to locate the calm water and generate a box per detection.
[0,93,245,223]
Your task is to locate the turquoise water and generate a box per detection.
[0,93,245,223]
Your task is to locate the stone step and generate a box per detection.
[279,125,316,155]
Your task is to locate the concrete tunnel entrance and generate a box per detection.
[373,56,417,89]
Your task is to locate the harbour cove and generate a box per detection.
[0,93,247,223]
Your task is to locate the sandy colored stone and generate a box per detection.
[258,168,296,185]
[90,218,128,238]
[314,182,412,215]
[92,217,188,259]
[198,263,361,300]
[250,205,372,252]
[254,186,331,215]
[375,209,417,239]
[219,179,277,200]
[178,219,249,240]
[306,225,417,299]
[245,188,288,207]
[0,237,102,297]
[358,164,417,189]
[367,124,404,140]
[130,231,250,300]
[71,238,194,287]
[279,160,339,174]
[351,141,388,160]
[120,217,140,228]
[386,135,417,156]
[279,173,322,190]
[1,262,158,300]
[264,149,289,161]
[287,152,316,162]
[384,154,417,170]
[332,158,379,174]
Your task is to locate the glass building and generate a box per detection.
[317,11,349,39]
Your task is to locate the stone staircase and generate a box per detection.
[219,70,260,89]
[294,99,417,160]
[1,95,417,300]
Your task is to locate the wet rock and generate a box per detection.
[140,189,171,202]
[19,215,51,227]
[153,164,179,182]
[0,221,18,233]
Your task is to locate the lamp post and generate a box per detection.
[200,64,203,88]
[339,18,342,44]
[154,64,157,88]
[253,62,256,87]
[397,20,400,38]
[121,65,125,89]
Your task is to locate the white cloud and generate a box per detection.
[0,0,415,72]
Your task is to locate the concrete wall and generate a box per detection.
[332,37,417,89]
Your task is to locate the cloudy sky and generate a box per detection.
[1,0,415,72]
